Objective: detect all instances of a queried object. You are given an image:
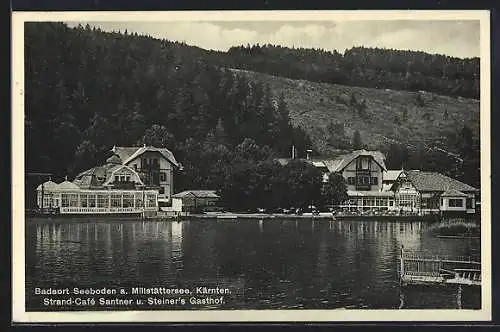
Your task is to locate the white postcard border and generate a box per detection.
[12,10,492,323]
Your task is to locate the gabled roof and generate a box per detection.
[312,161,327,168]
[275,150,387,173]
[382,184,394,192]
[383,170,404,182]
[441,189,468,197]
[74,163,122,189]
[112,146,139,162]
[102,164,144,187]
[36,180,58,191]
[172,190,220,199]
[275,158,327,169]
[324,149,387,173]
[106,154,122,164]
[406,171,478,193]
[113,146,181,169]
[57,180,81,191]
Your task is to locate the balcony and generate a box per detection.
[355,169,371,176]
[355,184,371,191]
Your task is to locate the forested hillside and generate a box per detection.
[225,44,480,99]
[24,22,480,198]
[232,69,480,189]
[25,23,310,186]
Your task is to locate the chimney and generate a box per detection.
[306,149,312,160]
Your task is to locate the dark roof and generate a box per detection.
[106,154,122,164]
[172,190,220,199]
[322,150,387,172]
[441,189,468,197]
[406,171,478,193]
[275,150,386,173]
[112,146,181,169]
[74,163,120,189]
[112,147,139,162]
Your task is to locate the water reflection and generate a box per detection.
[26,218,480,310]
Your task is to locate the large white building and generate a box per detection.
[36,145,182,215]
[289,149,479,215]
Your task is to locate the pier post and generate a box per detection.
[400,245,405,285]
[456,285,462,309]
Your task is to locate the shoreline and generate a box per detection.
[24,212,442,223]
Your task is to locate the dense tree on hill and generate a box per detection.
[24,22,481,208]
[279,160,324,209]
[24,22,316,208]
[383,125,480,189]
[322,173,348,207]
[227,44,479,99]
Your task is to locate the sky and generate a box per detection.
[67,20,480,59]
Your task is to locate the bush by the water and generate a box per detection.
[427,218,480,237]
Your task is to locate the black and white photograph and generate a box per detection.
[12,10,491,322]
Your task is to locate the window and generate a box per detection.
[80,194,88,207]
[135,194,143,208]
[160,172,166,182]
[449,198,464,208]
[97,194,108,208]
[111,194,122,207]
[125,176,130,182]
[115,175,119,182]
[371,177,378,185]
[69,194,79,207]
[146,193,157,207]
[347,177,355,185]
[61,194,69,207]
[357,176,370,185]
[159,187,165,194]
[123,194,134,208]
[88,194,96,207]
[134,164,137,171]
[356,157,370,170]
[397,193,419,208]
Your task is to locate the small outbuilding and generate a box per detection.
[171,190,220,213]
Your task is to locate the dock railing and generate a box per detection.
[399,245,481,286]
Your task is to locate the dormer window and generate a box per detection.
[356,157,371,170]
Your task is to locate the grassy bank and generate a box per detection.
[426,218,480,237]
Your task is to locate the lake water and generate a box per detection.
[25,218,481,311]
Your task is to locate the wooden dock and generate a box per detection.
[399,245,481,287]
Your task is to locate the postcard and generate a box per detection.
[12,10,491,323]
